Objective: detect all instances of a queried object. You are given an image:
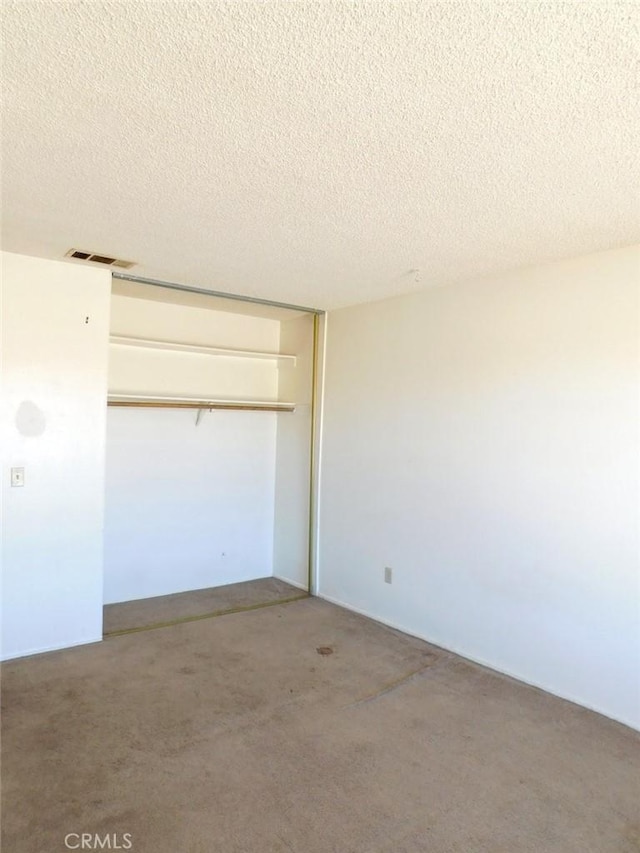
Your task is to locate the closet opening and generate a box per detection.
[102,275,321,637]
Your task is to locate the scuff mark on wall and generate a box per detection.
[15,400,46,437]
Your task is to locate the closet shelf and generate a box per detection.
[110,335,297,364]
[107,393,295,413]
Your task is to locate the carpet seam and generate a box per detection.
[345,659,446,708]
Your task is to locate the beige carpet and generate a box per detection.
[2,597,638,853]
[103,577,305,635]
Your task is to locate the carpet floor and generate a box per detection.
[103,577,305,635]
[1,597,638,853]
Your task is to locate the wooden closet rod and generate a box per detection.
[107,400,294,413]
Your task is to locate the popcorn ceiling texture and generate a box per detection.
[2,1,638,309]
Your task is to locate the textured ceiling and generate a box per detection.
[2,2,638,310]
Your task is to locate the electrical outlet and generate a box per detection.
[384,566,393,584]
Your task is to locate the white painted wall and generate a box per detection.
[1,252,111,659]
[104,294,282,603]
[273,314,315,589]
[104,409,277,603]
[318,245,640,729]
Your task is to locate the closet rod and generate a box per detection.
[107,401,294,412]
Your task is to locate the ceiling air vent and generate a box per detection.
[65,249,136,269]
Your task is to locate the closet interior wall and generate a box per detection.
[103,281,314,605]
[273,312,316,590]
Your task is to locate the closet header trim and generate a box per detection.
[112,272,325,316]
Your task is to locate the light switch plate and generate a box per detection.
[11,467,25,487]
